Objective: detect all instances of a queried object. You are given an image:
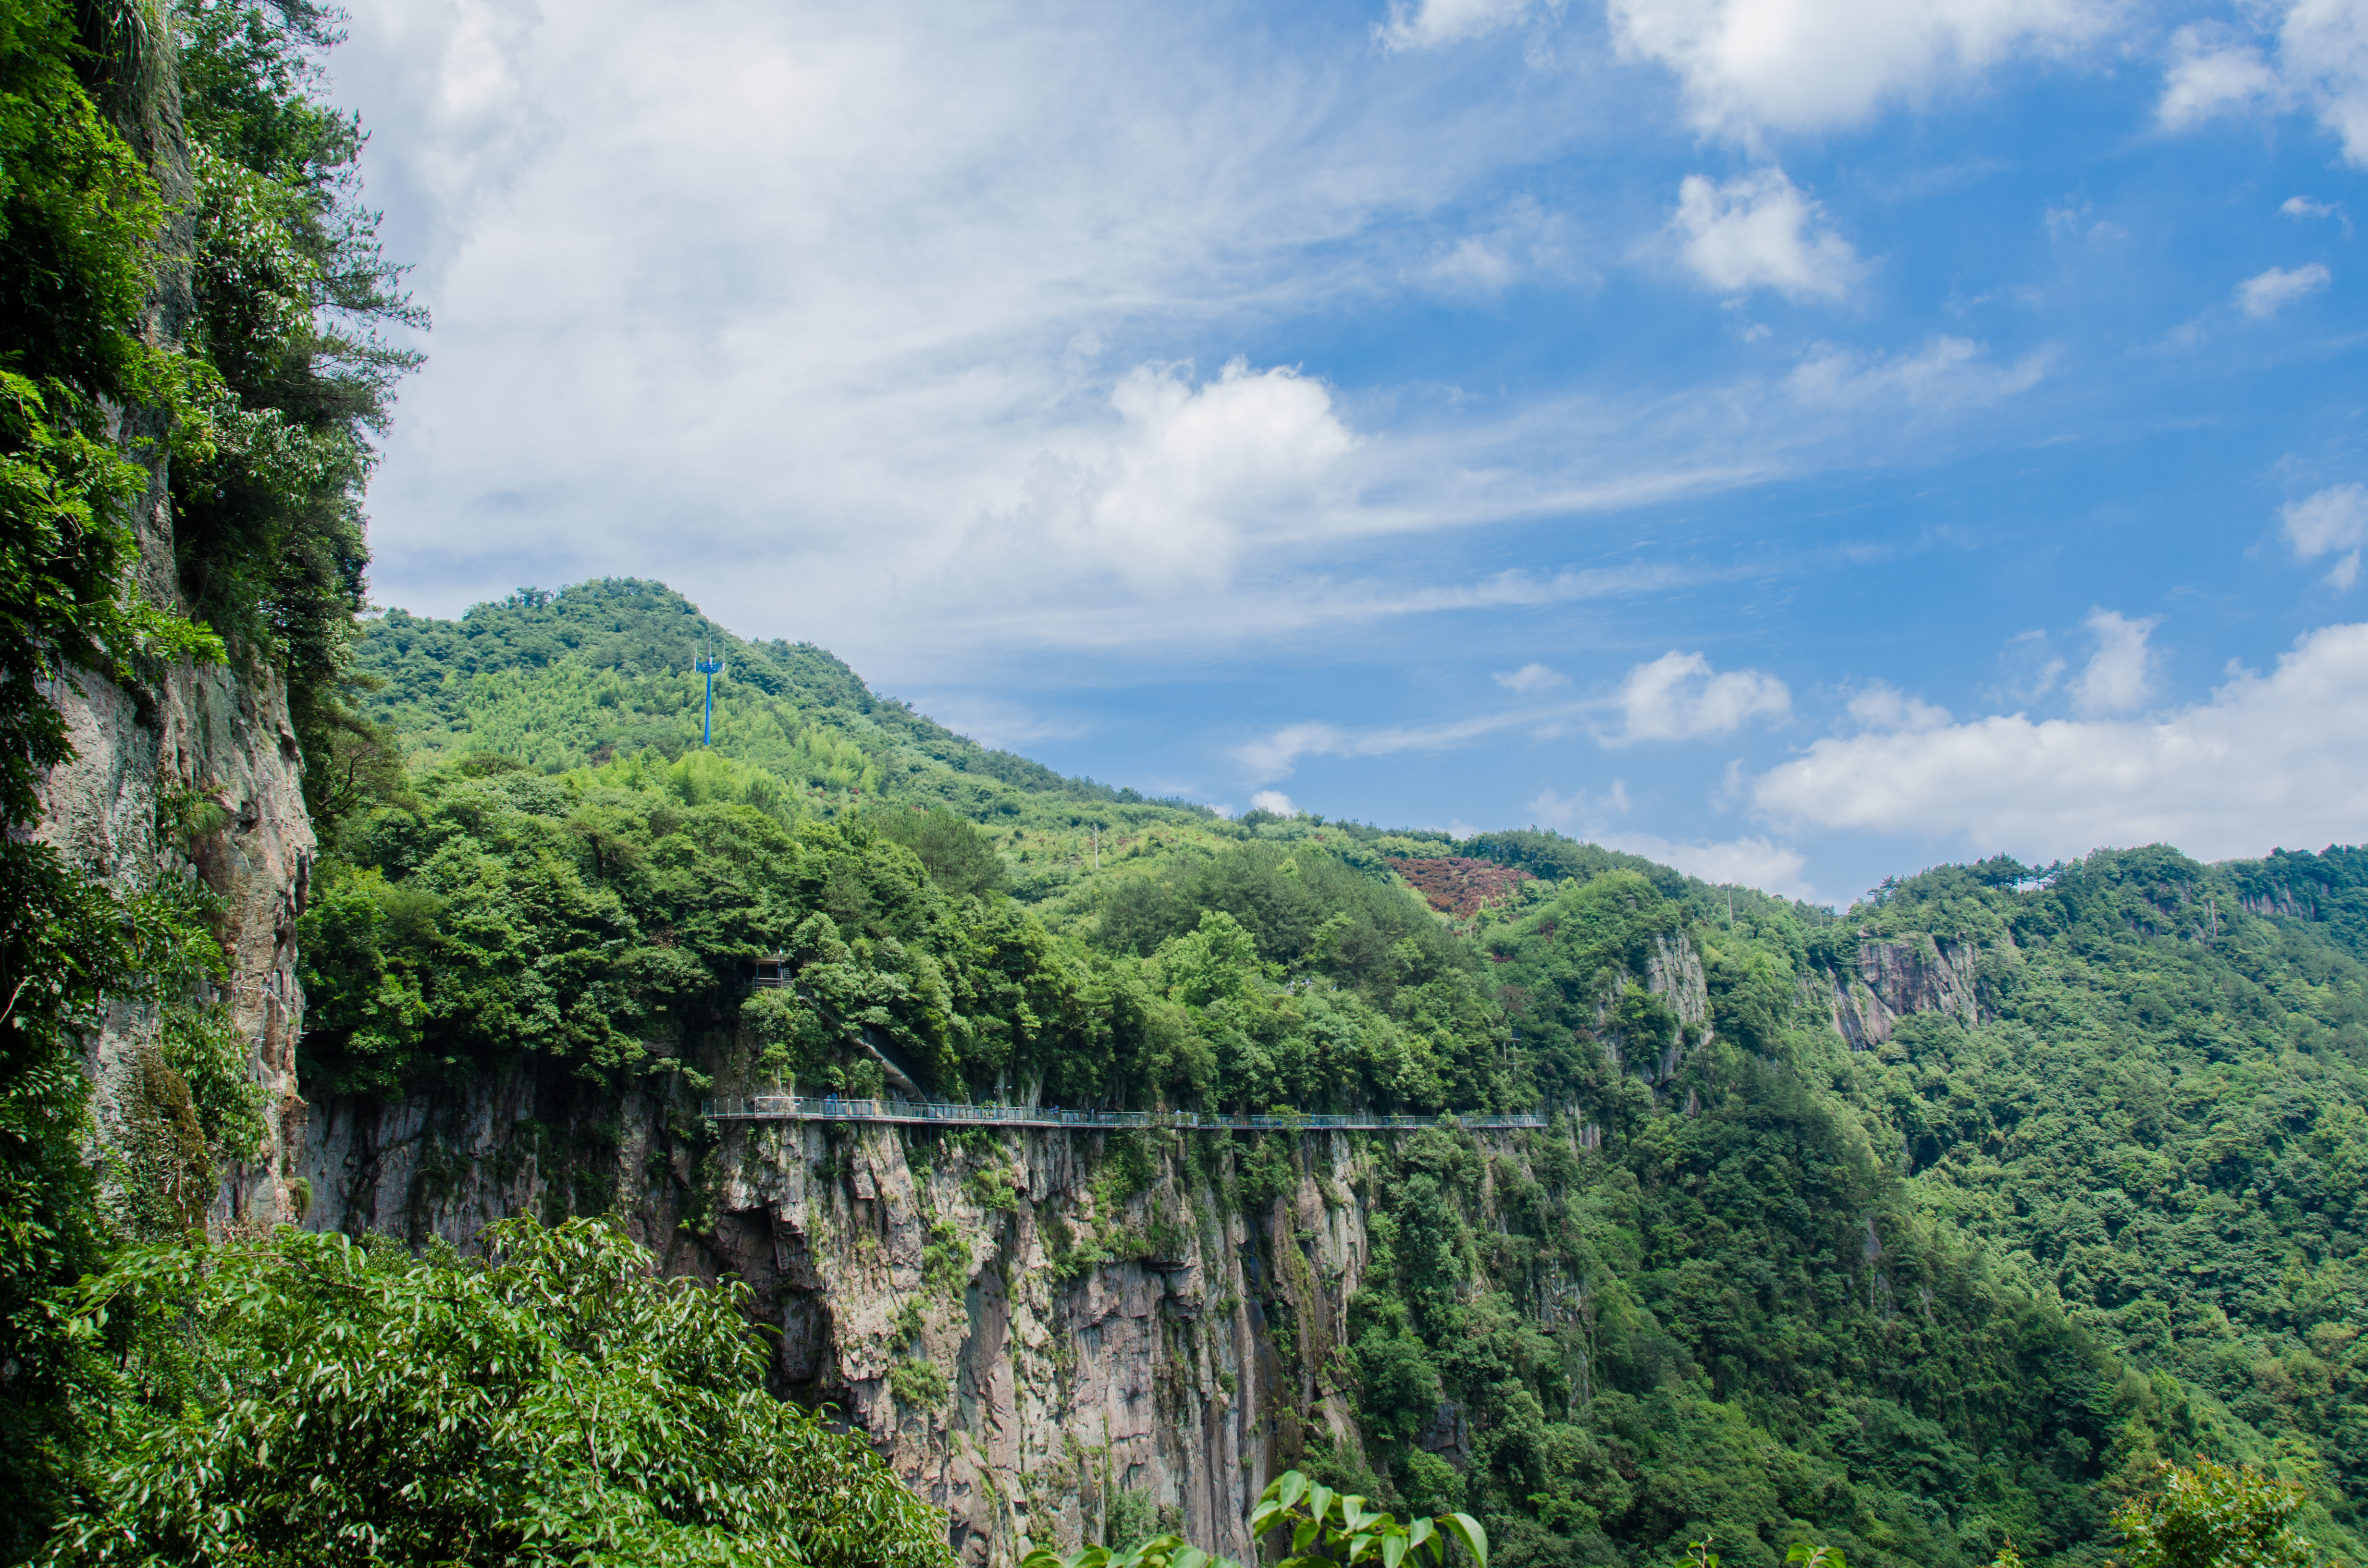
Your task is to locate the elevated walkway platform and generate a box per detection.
[701,1097,1546,1132]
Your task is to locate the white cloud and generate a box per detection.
[1613,650,1791,743]
[2158,3,2368,167]
[1785,336,2050,410]
[2285,482,2367,588]
[2281,195,2339,218]
[1529,780,1634,820]
[2159,25,2282,128]
[1672,169,1864,300]
[2235,263,2332,318]
[1232,710,1534,781]
[1752,622,2368,863]
[887,692,1084,750]
[1610,0,2117,135]
[1603,833,1818,901]
[2068,608,2158,715]
[1493,662,1568,692]
[1845,683,1951,731]
[1429,236,1519,291]
[1378,0,1538,50]
[1079,360,1357,590]
[1528,782,1814,900]
[1248,789,1299,815]
[1996,627,2067,702]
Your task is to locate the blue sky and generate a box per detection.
[332,0,2368,903]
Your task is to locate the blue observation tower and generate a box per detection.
[694,634,724,747]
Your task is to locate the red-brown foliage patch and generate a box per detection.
[1389,856,1536,920]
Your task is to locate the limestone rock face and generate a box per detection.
[36,643,315,1233]
[1591,931,1712,1082]
[1826,934,1982,1050]
[296,1089,1541,1568]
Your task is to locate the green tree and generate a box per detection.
[41,1216,955,1568]
[2110,1461,2317,1568]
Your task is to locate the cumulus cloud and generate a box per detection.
[1494,662,1568,692]
[1249,789,1299,815]
[2068,608,2158,715]
[2158,3,2368,167]
[1071,360,1357,590]
[2281,195,2339,219]
[1752,622,2368,863]
[1785,336,2050,411]
[1612,651,1791,743]
[2236,263,2332,318]
[1610,0,2116,135]
[1378,0,1539,51]
[1671,169,1864,300]
[2285,483,2367,588]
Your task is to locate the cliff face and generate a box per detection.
[298,1080,1525,1567]
[1825,934,1983,1050]
[29,38,315,1238]
[38,654,315,1234]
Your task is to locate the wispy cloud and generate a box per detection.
[1493,662,1568,693]
[1233,648,1789,782]
[2285,483,2367,588]
[2235,263,2331,318]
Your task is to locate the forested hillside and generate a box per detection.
[302,583,2368,1568]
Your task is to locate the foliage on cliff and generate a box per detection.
[38,1216,953,1568]
[1314,845,2367,1568]
[0,0,408,1553]
[0,0,209,1548]
[170,0,421,803]
[298,755,1520,1115]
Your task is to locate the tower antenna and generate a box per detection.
[695,629,724,747]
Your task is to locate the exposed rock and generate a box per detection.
[296,1090,1529,1568]
[1826,934,1981,1050]
[1592,931,1712,1084]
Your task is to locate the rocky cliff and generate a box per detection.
[38,651,315,1235]
[32,53,316,1237]
[296,1078,1529,1567]
[1824,933,1985,1050]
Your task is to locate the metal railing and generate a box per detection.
[699,1096,1546,1132]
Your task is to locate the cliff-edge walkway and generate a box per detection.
[702,1096,1546,1132]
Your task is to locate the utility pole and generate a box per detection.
[695,631,723,747]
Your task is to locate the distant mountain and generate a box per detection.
[357,578,1182,818]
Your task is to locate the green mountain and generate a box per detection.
[312,581,2368,1568]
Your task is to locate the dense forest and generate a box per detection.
[5,5,2365,1567]
[291,582,2368,1568]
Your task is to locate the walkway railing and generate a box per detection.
[700,1096,1546,1132]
